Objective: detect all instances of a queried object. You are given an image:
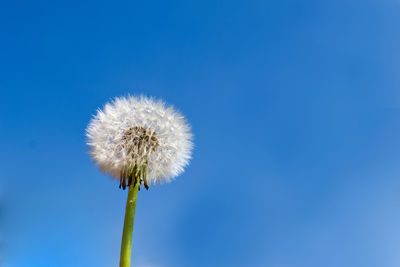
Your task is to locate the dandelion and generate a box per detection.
[86,95,193,267]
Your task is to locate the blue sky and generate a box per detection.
[1,0,400,266]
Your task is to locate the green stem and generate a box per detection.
[120,176,140,267]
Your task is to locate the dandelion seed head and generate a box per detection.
[86,95,193,186]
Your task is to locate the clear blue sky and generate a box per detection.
[1,0,400,266]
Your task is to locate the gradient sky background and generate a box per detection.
[1,0,400,266]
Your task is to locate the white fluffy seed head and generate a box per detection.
[86,95,193,185]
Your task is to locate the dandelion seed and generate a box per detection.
[86,95,193,187]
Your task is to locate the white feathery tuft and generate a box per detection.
[86,95,193,185]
